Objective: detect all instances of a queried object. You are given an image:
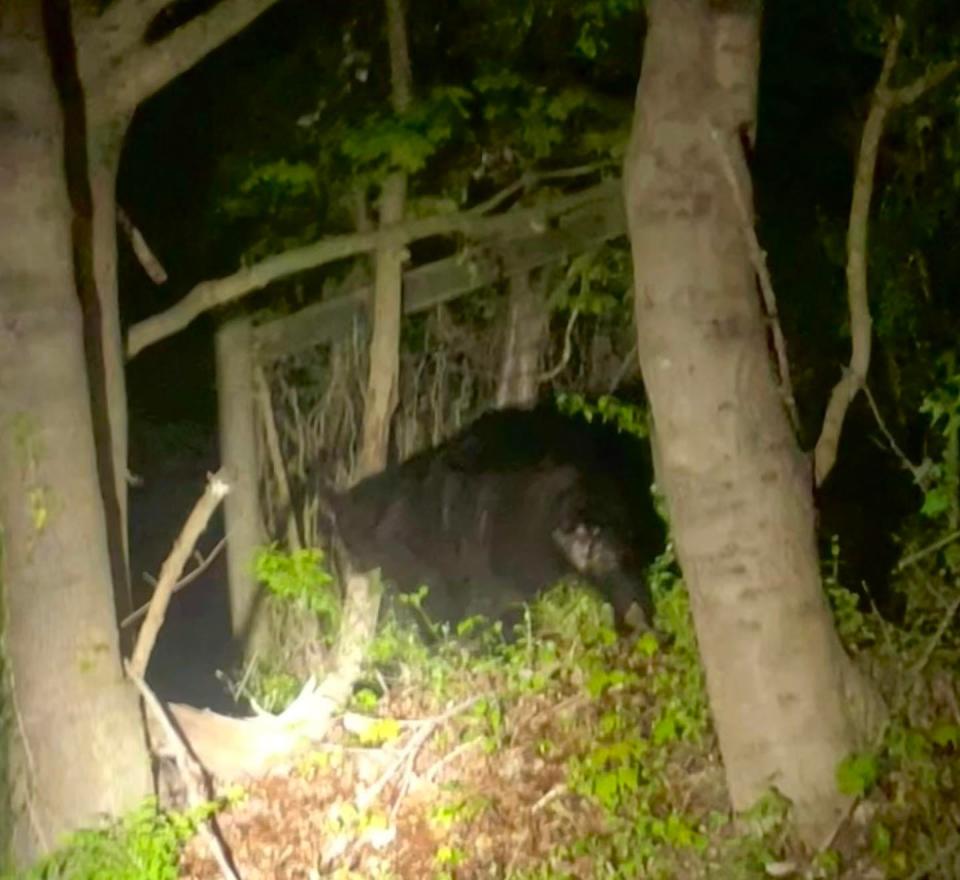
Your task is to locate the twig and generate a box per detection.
[361,696,482,809]
[905,594,960,685]
[538,307,580,383]
[469,162,607,217]
[117,205,168,285]
[321,694,483,868]
[121,535,227,629]
[532,783,568,813]
[127,664,241,880]
[253,364,302,551]
[708,124,799,431]
[897,529,960,572]
[422,736,484,784]
[128,470,231,679]
[862,383,928,488]
[607,341,638,394]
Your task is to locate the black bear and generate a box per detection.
[326,405,664,632]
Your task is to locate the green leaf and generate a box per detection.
[930,721,960,748]
[836,751,879,797]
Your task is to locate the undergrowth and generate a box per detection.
[11,539,960,879]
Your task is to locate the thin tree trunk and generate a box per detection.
[624,0,882,843]
[355,0,413,480]
[0,4,150,864]
[495,270,548,409]
[215,315,268,655]
[87,117,134,619]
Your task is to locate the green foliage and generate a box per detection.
[239,667,303,714]
[238,159,318,200]
[253,544,340,631]
[823,542,878,650]
[12,799,210,880]
[0,534,10,872]
[571,0,642,59]
[919,353,960,528]
[836,751,880,797]
[555,392,649,440]
[341,86,473,177]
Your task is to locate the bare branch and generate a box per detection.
[121,535,227,629]
[708,124,799,431]
[118,205,168,284]
[95,0,283,120]
[128,470,231,679]
[814,18,958,485]
[538,307,580,383]
[254,364,302,552]
[889,60,960,108]
[126,180,618,360]
[861,383,928,488]
[897,529,960,573]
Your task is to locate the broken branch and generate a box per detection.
[128,470,231,679]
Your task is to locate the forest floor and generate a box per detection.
[172,577,960,880]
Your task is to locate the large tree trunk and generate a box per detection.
[0,4,151,864]
[624,0,882,844]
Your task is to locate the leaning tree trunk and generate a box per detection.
[0,4,151,865]
[624,0,882,844]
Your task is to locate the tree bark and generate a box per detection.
[624,0,882,844]
[495,271,548,409]
[0,4,150,864]
[87,117,133,613]
[355,0,413,480]
[215,315,268,654]
[69,0,285,620]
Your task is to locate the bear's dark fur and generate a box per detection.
[328,406,664,631]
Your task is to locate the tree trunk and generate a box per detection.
[215,315,268,654]
[0,5,151,864]
[87,117,134,618]
[355,0,413,481]
[355,173,407,480]
[624,0,882,844]
[495,270,548,409]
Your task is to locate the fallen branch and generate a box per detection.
[814,18,960,485]
[320,693,484,868]
[121,535,227,630]
[127,665,241,880]
[128,470,231,679]
[148,569,382,783]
